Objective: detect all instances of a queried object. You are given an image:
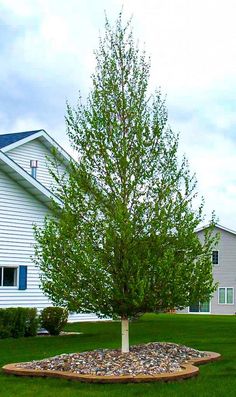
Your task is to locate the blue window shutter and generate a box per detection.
[19,266,27,290]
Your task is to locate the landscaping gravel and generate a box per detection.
[16,343,208,376]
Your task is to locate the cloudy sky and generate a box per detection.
[0,0,236,228]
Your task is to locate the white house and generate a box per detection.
[180,224,236,315]
[0,130,98,321]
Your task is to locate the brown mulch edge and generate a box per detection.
[2,351,220,384]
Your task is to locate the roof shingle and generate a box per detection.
[0,130,42,149]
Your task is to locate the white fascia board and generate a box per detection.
[38,130,72,163]
[1,130,44,153]
[196,223,236,236]
[2,129,72,164]
[195,224,211,233]
[0,150,62,207]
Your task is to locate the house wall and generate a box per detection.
[7,139,66,191]
[180,227,236,315]
[199,228,236,315]
[0,169,99,321]
[0,169,51,309]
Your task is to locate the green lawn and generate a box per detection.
[0,313,235,397]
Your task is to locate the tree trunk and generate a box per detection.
[121,317,129,353]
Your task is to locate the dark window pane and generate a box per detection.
[0,268,2,286]
[200,301,210,312]
[189,301,210,313]
[3,268,17,286]
[189,303,200,312]
[212,250,218,265]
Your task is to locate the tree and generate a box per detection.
[34,13,218,353]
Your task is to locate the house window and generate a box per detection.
[218,287,234,304]
[212,250,218,265]
[30,160,38,179]
[0,267,17,287]
[189,301,210,313]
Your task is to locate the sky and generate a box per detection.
[0,0,236,228]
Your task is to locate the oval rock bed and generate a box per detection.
[3,342,220,383]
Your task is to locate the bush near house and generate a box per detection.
[40,307,68,335]
[0,307,38,338]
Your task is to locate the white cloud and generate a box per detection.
[176,116,236,228]
[1,0,236,228]
[122,0,236,93]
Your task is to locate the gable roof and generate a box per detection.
[0,129,71,164]
[0,149,62,209]
[196,223,236,236]
[0,130,41,149]
[0,129,72,209]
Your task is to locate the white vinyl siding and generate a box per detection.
[0,168,99,322]
[0,169,51,308]
[7,138,66,191]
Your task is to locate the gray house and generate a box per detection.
[181,224,236,315]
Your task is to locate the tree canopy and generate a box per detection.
[34,13,217,352]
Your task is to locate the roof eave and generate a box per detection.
[196,223,236,236]
[1,130,72,164]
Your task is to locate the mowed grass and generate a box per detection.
[0,313,235,397]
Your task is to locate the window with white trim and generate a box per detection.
[218,287,234,304]
[189,301,210,313]
[212,250,219,265]
[0,267,17,287]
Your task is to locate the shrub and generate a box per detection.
[40,307,68,335]
[25,308,39,337]
[10,308,29,337]
[0,307,39,339]
[0,324,11,339]
[0,309,12,338]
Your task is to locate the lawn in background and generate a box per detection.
[0,313,235,397]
